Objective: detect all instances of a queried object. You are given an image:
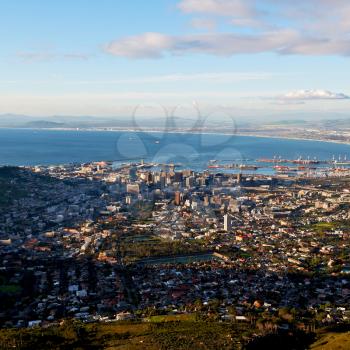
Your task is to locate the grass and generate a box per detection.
[0,284,21,294]
[310,331,350,350]
[0,182,24,206]
[148,314,196,323]
[313,222,337,230]
[308,222,341,237]
[0,167,27,207]
[0,320,253,350]
[2,319,348,350]
[150,320,249,350]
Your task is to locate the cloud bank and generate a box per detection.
[279,89,350,100]
[17,51,90,63]
[105,0,350,58]
[105,31,350,58]
[178,0,256,17]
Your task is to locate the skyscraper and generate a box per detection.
[174,191,181,206]
[224,214,232,232]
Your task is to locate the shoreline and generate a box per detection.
[1,126,350,147]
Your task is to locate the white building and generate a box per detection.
[224,214,232,232]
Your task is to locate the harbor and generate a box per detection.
[206,155,350,177]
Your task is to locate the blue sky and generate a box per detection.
[0,0,350,119]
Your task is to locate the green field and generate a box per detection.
[147,314,196,323]
[0,284,21,294]
[0,320,252,350]
[1,319,350,349]
[310,331,350,350]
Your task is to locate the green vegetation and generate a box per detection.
[245,330,315,350]
[0,285,21,294]
[0,320,143,350]
[147,314,196,323]
[310,331,350,350]
[312,222,338,233]
[1,319,349,350]
[309,220,350,233]
[0,166,56,207]
[121,239,207,263]
[150,320,250,349]
[0,167,26,207]
[2,319,346,350]
[0,166,22,179]
[117,229,207,263]
[0,275,22,295]
[0,319,254,350]
[130,200,154,220]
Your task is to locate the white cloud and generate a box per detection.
[230,17,265,29]
[279,89,350,100]
[180,0,268,29]
[17,50,91,62]
[105,0,350,58]
[105,32,173,59]
[106,30,350,58]
[178,0,255,17]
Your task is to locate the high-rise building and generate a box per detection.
[174,172,183,183]
[125,196,132,205]
[126,183,140,194]
[146,172,153,183]
[160,175,166,189]
[224,214,232,231]
[129,166,137,181]
[174,191,181,206]
[185,176,195,188]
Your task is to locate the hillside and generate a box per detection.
[0,319,252,350]
[310,330,350,350]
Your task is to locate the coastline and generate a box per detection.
[1,126,349,147]
[236,133,350,146]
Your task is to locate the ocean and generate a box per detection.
[1,129,350,173]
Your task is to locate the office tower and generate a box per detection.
[224,214,232,231]
[175,191,181,206]
[129,166,137,181]
[174,172,183,183]
[185,176,195,188]
[126,183,140,194]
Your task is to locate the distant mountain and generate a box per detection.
[322,118,350,129]
[24,120,67,128]
[0,113,349,130]
[0,114,40,127]
[0,115,205,129]
[265,119,307,125]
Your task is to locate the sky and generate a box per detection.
[0,0,350,119]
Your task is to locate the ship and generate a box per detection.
[274,165,298,172]
[238,164,258,170]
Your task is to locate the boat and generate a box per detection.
[238,164,258,170]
